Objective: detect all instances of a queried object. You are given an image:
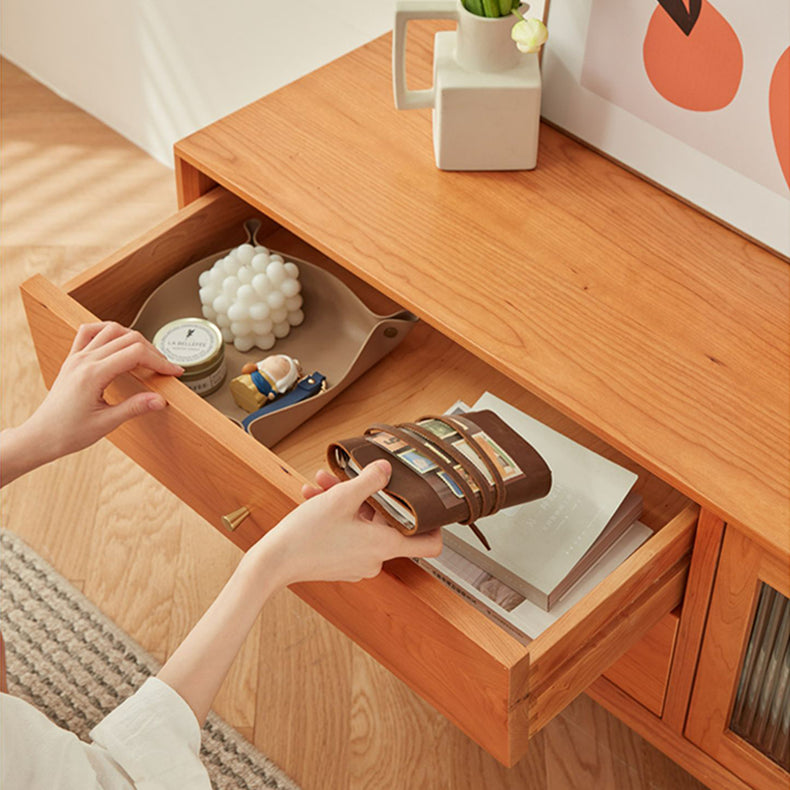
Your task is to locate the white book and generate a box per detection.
[416,520,653,643]
[443,392,639,610]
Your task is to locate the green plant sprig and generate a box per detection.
[463,0,521,18]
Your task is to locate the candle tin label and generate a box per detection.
[154,319,221,366]
[153,318,226,397]
[184,359,228,395]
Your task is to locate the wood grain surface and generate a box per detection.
[1,57,710,788]
[588,677,751,790]
[175,24,790,560]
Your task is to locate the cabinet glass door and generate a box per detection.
[729,583,789,770]
[686,527,789,790]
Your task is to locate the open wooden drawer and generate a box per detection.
[21,185,697,766]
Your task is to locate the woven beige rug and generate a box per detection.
[0,529,300,790]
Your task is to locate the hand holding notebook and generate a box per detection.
[327,410,552,549]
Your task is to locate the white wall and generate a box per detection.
[1,0,393,167]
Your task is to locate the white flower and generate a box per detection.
[511,18,548,53]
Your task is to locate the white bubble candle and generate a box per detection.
[198,244,304,352]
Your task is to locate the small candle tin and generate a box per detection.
[153,318,226,397]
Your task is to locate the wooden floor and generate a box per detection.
[0,57,708,790]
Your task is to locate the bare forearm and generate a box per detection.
[0,422,57,487]
[155,460,442,726]
[156,536,287,725]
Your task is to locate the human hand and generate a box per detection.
[19,322,183,463]
[301,467,379,519]
[257,460,443,587]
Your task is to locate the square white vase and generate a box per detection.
[432,32,542,171]
[393,0,544,172]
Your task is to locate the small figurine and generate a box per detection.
[229,354,302,412]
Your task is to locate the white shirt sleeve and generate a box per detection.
[89,677,211,790]
[0,677,211,790]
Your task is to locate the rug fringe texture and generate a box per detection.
[0,529,300,790]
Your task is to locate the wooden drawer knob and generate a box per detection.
[222,506,250,532]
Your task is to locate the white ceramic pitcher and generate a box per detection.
[393,0,542,170]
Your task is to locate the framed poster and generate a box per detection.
[541,0,790,257]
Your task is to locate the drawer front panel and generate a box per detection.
[294,559,524,764]
[520,506,696,742]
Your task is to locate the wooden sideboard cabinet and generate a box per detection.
[22,23,789,788]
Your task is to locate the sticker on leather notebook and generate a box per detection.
[418,418,458,440]
[471,431,524,481]
[397,449,439,474]
[369,431,408,453]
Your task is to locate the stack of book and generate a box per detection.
[414,392,650,643]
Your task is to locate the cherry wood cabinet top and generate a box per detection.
[175,25,789,558]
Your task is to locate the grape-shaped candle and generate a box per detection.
[197,243,304,352]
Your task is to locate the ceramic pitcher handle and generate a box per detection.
[393,0,458,110]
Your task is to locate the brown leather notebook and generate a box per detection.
[327,410,552,549]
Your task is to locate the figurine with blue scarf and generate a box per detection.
[230,354,302,413]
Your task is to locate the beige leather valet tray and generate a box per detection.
[131,220,418,446]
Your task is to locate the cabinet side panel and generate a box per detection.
[175,155,218,208]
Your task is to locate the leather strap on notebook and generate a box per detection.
[365,415,510,549]
[416,415,508,519]
[436,415,507,515]
[367,422,484,522]
[401,421,488,514]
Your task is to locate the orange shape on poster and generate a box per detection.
[769,47,790,190]
[643,0,743,112]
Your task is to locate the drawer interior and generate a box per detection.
[30,186,696,765]
[62,188,689,533]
